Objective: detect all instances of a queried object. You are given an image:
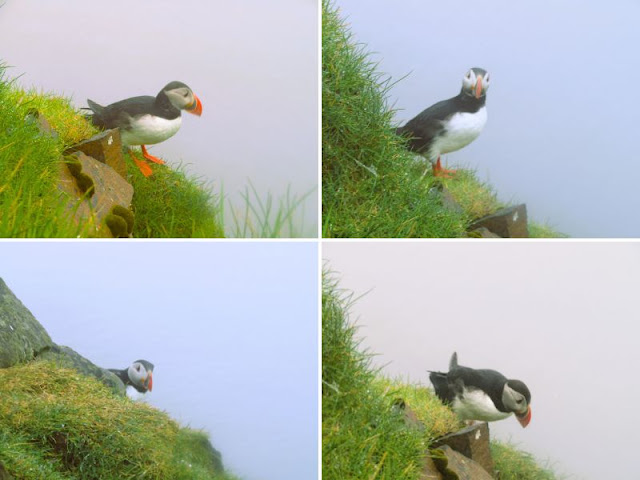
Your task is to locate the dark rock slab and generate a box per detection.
[420,456,444,480]
[469,204,529,238]
[467,227,501,238]
[58,152,134,237]
[65,129,126,178]
[432,445,493,480]
[432,423,494,475]
[36,344,125,396]
[0,278,53,368]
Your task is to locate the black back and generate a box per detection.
[396,91,486,154]
[87,83,184,130]
[107,367,130,385]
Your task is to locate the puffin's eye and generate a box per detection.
[466,71,471,79]
[136,365,140,372]
[485,74,490,83]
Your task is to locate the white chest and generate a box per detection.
[126,385,148,402]
[121,115,182,146]
[451,388,511,422]
[430,106,487,158]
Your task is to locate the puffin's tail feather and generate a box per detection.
[449,352,459,370]
[86,99,104,114]
[84,99,105,126]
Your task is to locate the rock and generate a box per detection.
[432,445,493,480]
[467,227,501,238]
[420,456,444,480]
[0,278,53,368]
[65,129,127,178]
[24,108,58,138]
[440,186,464,214]
[36,344,125,396]
[468,204,529,238]
[58,152,134,236]
[392,398,425,431]
[432,423,494,475]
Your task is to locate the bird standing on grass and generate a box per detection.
[86,81,203,177]
[429,352,531,428]
[109,359,154,400]
[396,67,489,178]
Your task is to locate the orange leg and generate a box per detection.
[129,149,154,177]
[141,145,165,165]
[432,157,457,178]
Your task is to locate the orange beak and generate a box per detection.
[186,94,203,116]
[474,76,484,99]
[516,405,531,428]
[146,370,153,392]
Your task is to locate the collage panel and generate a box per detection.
[322,241,639,479]
[0,0,318,239]
[0,241,318,480]
[322,0,639,238]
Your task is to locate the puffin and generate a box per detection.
[86,81,203,177]
[429,352,531,428]
[108,359,154,400]
[396,67,489,177]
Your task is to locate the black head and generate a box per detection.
[507,379,531,404]
[158,81,203,115]
[461,67,490,99]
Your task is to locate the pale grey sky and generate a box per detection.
[0,241,319,480]
[0,0,318,237]
[324,241,640,479]
[335,0,640,237]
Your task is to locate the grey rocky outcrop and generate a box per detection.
[0,278,125,394]
[0,278,53,368]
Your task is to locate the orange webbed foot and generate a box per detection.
[141,145,165,165]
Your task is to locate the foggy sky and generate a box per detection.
[324,241,640,480]
[0,241,318,480]
[335,0,640,237]
[0,0,318,237]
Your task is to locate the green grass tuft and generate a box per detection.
[492,441,560,480]
[322,1,566,238]
[0,361,237,480]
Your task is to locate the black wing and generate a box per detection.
[87,95,156,130]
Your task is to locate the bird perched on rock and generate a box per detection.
[108,359,154,400]
[429,352,531,428]
[396,67,489,177]
[86,81,203,177]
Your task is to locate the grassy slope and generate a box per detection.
[0,362,237,480]
[322,271,557,480]
[0,68,224,238]
[322,1,565,238]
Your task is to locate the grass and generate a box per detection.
[322,1,566,238]
[226,180,317,238]
[322,268,558,480]
[0,361,238,480]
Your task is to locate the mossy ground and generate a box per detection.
[0,66,224,238]
[322,270,557,479]
[322,1,566,238]
[0,361,237,480]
